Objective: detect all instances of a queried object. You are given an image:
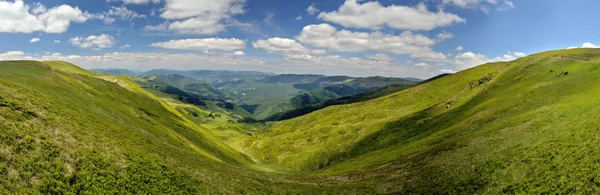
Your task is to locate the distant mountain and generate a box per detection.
[251,76,419,119]
[89,68,420,120]
[90,68,143,76]
[142,69,268,83]
[130,74,251,118]
[404,77,424,82]
[263,84,414,121]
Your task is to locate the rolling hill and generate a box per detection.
[0,61,365,194]
[233,48,600,193]
[99,68,420,120]
[5,48,600,194]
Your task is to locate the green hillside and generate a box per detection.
[234,48,600,193]
[263,84,415,121]
[0,61,364,194]
[120,70,418,120]
[6,48,600,194]
[241,76,418,120]
[137,74,235,101]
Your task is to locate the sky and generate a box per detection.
[0,0,599,79]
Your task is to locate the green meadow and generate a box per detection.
[3,48,600,193]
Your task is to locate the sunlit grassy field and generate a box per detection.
[4,49,600,193]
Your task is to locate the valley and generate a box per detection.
[3,48,600,193]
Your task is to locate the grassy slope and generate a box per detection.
[263,84,415,121]
[235,49,600,193]
[0,61,367,194]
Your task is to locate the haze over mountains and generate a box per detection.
[91,68,420,121]
[3,49,600,193]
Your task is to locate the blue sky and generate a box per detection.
[0,0,599,79]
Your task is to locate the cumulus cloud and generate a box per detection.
[0,50,441,78]
[456,46,464,51]
[566,42,599,49]
[365,53,395,62]
[106,0,160,4]
[253,38,326,55]
[150,38,247,51]
[0,1,44,33]
[0,1,109,33]
[450,51,525,70]
[233,51,245,56]
[0,51,28,60]
[144,21,169,31]
[281,54,438,78]
[30,37,40,43]
[155,0,246,35]
[317,0,465,31]
[582,42,599,48]
[69,34,116,50]
[38,5,91,33]
[295,15,302,20]
[437,32,454,41]
[120,44,131,49]
[295,23,447,62]
[102,6,145,24]
[440,69,456,74]
[443,0,515,12]
[306,4,319,15]
[167,17,227,35]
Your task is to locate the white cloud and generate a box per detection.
[0,1,44,33]
[120,44,131,49]
[317,0,465,31]
[106,0,160,4]
[102,6,145,24]
[565,42,600,49]
[69,34,116,50]
[440,69,456,74]
[513,52,526,57]
[295,15,302,20]
[1,51,441,78]
[307,4,319,15]
[281,54,437,78]
[144,21,169,31]
[365,53,395,62]
[38,5,90,33]
[233,51,245,56]
[150,38,247,51]
[582,42,599,48]
[167,17,226,35]
[30,37,40,43]
[437,32,454,41]
[456,46,464,51]
[30,2,46,15]
[443,0,515,12]
[253,37,326,55]
[295,23,446,62]
[0,51,28,60]
[157,0,246,35]
[450,51,525,70]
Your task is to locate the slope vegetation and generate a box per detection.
[235,48,600,193]
[6,49,600,194]
[0,61,363,194]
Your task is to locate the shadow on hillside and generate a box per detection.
[316,62,576,193]
[316,82,502,193]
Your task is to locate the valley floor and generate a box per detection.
[4,48,600,194]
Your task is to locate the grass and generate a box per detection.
[5,48,600,193]
[0,61,370,194]
[234,48,600,193]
